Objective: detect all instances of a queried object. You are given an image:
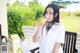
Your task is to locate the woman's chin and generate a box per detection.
[47,21,51,23]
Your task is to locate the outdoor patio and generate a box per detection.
[0,0,80,53]
[22,26,80,53]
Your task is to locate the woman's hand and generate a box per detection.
[37,18,47,29]
[33,19,44,43]
[37,19,43,30]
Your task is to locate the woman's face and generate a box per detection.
[45,7,54,22]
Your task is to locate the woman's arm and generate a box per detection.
[33,19,43,43]
[33,28,42,43]
[52,42,61,53]
[52,24,65,53]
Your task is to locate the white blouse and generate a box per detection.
[38,23,65,53]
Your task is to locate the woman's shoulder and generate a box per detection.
[54,22,65,29]
[53,22,65,33]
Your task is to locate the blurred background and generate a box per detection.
[7,0,80,38]
[0,0,80,53]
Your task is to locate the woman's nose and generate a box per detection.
[46,15,49,19]
[45,14,49,18]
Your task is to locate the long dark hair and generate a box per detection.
[43,4,59,24]
[43,4,60,31]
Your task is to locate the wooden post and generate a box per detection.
[0,24,1,42]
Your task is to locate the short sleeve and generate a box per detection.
[56,24,65,44]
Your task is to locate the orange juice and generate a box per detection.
[39,18,47,25]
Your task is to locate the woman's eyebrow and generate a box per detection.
[50,11,53,13]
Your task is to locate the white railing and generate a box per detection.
[22,26,39,50]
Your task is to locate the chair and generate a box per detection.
[31,31,78,53]
[63,31,78,53]
[0,24,7,42]
[30,47,39,53]
[0,24,9,53]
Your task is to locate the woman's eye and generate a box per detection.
[50,12,53,14]
[45,12,53,14]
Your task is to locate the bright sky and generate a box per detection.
[9,0,80,7]
[39,0,80,11]
[38,0,80,7]
[38,0,53,7]
[9,0,80,11]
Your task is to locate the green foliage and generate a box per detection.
[8,11,23,38]
[60,12,69,18]
[72,11,80,17]
[60,15,80,33]
[28,1,44,20]
[7,1,44,38]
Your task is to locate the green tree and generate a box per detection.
[8,11,23,38]
[7,0,44,38]
[51,1,71,15]
[28,0,45,20]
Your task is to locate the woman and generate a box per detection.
[33,4,65,53]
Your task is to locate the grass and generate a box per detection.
[60,15,80,33]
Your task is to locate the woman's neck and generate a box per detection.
[46,22,53,35]
[46,22,53,31]
[50,23,53,27]
[46,22,53,27]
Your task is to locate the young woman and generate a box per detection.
[33,4,65,53]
